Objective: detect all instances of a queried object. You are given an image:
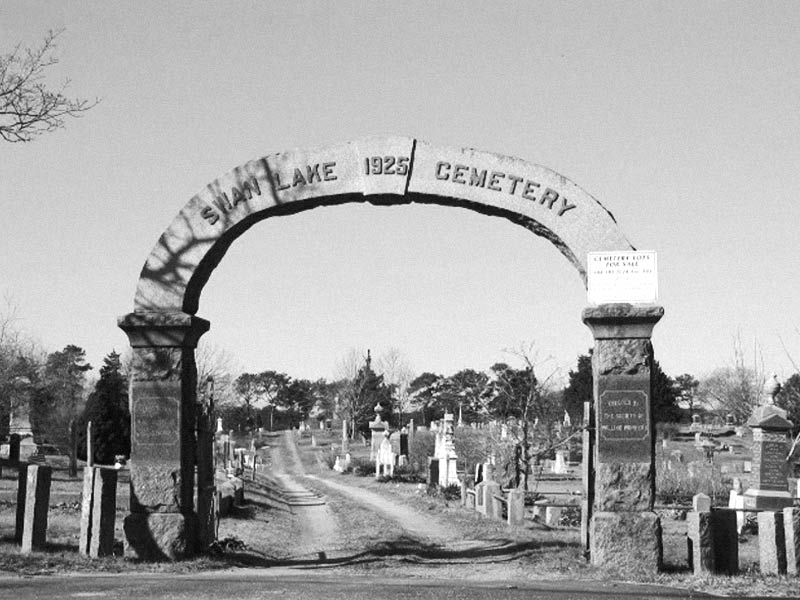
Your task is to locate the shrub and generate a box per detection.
[349,457,375,477]
[380,464,426,484]
[656,460,731,505]
[426,483,461,501]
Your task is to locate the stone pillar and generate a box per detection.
[744,375,793,510]
[758,511,787,575]
[507,489,525,526]
[196,377,215,550]
[583,303,664,572]
[90,468,118,557]
[118,311,209,560]
[341,419,349,455]
[783,506,800,576]
[686,494,738,574]
[20,464,52,553]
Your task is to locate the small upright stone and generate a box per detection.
[21,464,52,553]
[758,511,787,575]
[693,493,712,513]
[783,506,800,576]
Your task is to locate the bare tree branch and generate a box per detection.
[0,29,98,143]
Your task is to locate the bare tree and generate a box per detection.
[375,347,415,426]
[1,29,98,143]
[698,333,765,422]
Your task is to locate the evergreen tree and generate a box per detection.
[83,351,130,464]
[34,344,92,447]
[563,352,592,424]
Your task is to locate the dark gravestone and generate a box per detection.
[21,464,52,553]
[399,432,408,457]
[9,434,20,463]
[90,468,118,557]
[427,457,439,487]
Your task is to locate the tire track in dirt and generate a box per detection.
[269,431,338,558]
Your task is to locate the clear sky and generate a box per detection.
[1,1,799,384]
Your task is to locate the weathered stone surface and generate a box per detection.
[686,509,738,575]
[129,463,183,512]
[79,467,96,555]
[594,462,652,511]
[582,304,664,341]
[758,511,787,575]
[90,468,118,558]
[14,463,27,543]
[123,512,198,561]
[484,482,502,520]
[711,509,738,575]
[132,137,632,313]
[783,507,800,576]
[687,511,714,573]
[693,493,711,513]
[595,339,651,376]
[21,464,51,553]
[507,489,525,526]
[590,511,662,573]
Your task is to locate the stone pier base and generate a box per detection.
[590,512,662,573]
[123,512,198,561]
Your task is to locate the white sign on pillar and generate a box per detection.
[587,251,658,305]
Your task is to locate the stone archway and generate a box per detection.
[119,136,663,567]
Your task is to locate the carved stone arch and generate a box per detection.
[119,137,663,569]
[132,136,632,315]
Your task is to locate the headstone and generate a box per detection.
[507,489,525,526]
[728,489,745,534]
[783,506,800,576]
[333,456,343,473]
[553,449,569,474]
[743,375,793,510]
[376,432,394,478]
[89,468,118,557]
[693,493,711,513]
[369,406,388,461]
[545,506,562,527]
[399,428,408,457]
[20,464,52,553]
[216,417,223,433]
[758,511,787,574]
[437,412,459,487]
[500,423,508,440]
[687,507,738,574]
[311,435,317,447]
[483,482,501,519]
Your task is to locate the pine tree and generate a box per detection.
[83,351,130,464]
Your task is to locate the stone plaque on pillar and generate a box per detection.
[597,383,650,463]
[131,382,182,462]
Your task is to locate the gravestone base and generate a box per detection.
[590,511,662,573]
[743,489,793,511]
[123,512,198,561]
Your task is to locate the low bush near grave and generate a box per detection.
[426,482,461,501]
[348,457,375,477]
[656,459,731,505]
[378,464,426,484]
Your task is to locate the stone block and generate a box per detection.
[474,482,487,515]
[693,493,711,513]
[507,489,525,526]
[687,511,713,573]
[711,509,739,575]
[20,464,52,553]
[594,462,652,512]
[123,512,198,561]
[758,511,787,575]
[545,506,563,527]
[484,483,502,520]
[90,469,118,558]
[783,507,800,576]
[79,467,96,555]
[465,490,476,510]
[14,463,27,543]
[590,511,662,573]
